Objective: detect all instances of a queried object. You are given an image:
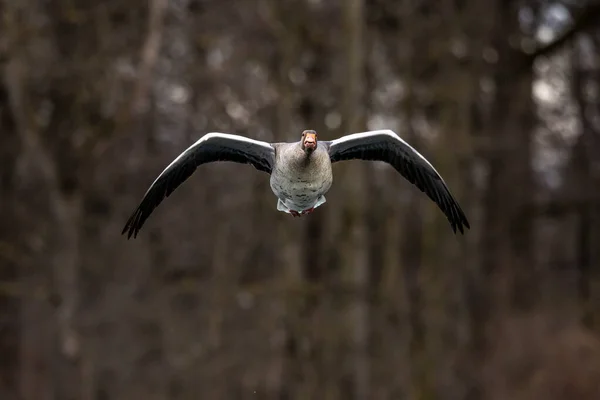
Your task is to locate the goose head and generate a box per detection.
[301,130,317,154]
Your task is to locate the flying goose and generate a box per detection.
[122,129,470,238]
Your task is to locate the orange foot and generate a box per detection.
[290,210,301,217]
[301,207,315,215]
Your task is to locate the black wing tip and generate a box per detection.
[449,212,470,235]
[122,227,138,240]
[121,225,129,238]
[121,209,144,239]
[122,225,140,239]
[121,222,137,240]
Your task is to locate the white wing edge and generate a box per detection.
[330,129,444,179]
[145,132,274,194]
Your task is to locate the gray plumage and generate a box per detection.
[269,141,332,213]
[122,129,470,239]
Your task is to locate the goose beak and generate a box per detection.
[304,133,317,150]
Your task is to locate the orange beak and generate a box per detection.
[304,133,317,149]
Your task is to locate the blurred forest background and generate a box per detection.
[2,0,600,399]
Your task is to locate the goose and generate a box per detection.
[122,129,470,238]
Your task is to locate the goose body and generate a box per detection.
[270,141,333,213]
[122,129,470,238]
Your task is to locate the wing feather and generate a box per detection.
[325,129,470,234]
[122,132,275,238]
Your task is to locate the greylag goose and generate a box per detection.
[122,129,470,238]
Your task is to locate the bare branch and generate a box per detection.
[93,0,167,157]
[521,2,600,68]
[130,0,169,115]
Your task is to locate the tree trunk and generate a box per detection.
[265,1,304,395]
[570,37,600,328]
[0,63,20,399]
[341,0,369,398]
[473,1,536,398]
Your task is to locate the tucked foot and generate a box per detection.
[301,207,315,215]
[290,210,301,217]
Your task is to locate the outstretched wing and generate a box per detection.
[122,132,275,238]
[325,129,470,234]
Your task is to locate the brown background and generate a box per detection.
[1,0,600,399]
